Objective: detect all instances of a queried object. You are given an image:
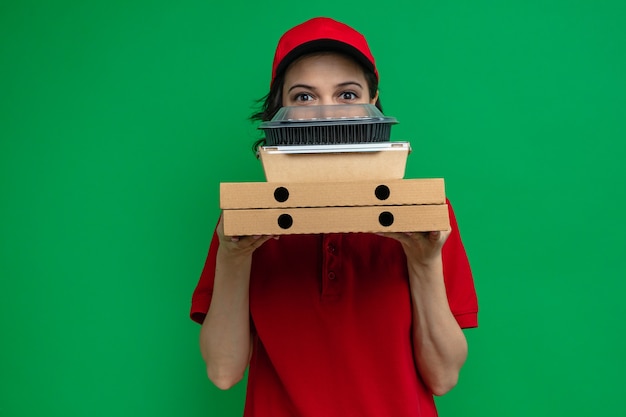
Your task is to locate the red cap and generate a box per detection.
[270,17,378,87]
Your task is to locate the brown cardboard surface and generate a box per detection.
[220,178,445,209]
[222,204,450,236]
[258,143,409,182]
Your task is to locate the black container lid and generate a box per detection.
[258,104,398,130]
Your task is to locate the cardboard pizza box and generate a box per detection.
[220,178,446,209]
[222,204,450,236]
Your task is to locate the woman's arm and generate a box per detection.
[385,230,468,396]
[199,216,273,389]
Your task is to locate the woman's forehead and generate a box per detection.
[284,52,366,81]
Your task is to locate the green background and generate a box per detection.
[2,0,625,416]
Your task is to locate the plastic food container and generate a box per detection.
[258,104,398,146]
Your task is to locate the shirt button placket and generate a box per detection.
[322,235,341,301]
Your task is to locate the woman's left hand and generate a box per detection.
[380,228,466,396]
[379,229,451,266]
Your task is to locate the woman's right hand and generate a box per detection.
[216,214,276,260]
[202,213,276,389]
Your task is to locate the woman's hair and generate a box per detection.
[250,55,382,152]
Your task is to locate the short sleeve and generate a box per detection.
[442,199,479,328]
[190,226,220,324]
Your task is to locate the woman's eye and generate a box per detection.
[340,92,358,100]
[295,93,314,102]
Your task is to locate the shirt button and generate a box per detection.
[327,244,336,254]
[328,272,336,280]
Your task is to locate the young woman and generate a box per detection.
[191,17,478,417]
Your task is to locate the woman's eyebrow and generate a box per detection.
[336,81,364,89]
[287,83,316,93]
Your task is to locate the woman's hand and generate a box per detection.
[216,214,277,260]
[201,214,278,390]
[379,229,451,267]
[379,228,467,395]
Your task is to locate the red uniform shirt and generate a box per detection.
[191,201,478,417]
